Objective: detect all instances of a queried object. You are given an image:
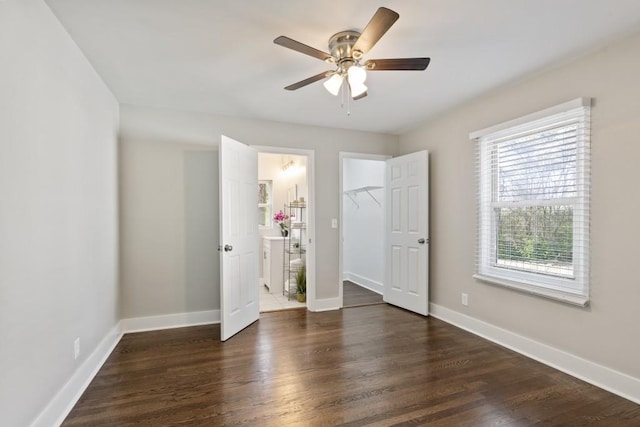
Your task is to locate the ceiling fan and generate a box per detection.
[274,7,430,100]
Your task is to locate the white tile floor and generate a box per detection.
[259,281,306,312]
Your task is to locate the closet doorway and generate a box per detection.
[257,149,313,312]
[340,153,389,308]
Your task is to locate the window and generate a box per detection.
[471,98,591,306]
[258,180,272,229]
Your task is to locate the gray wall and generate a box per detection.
[119,139,219,318]
[0,1,120,425]
[399,30,640,379]
[184,151,220,312]
[119,105,398,317]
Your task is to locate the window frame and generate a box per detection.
[472,98,591,306]
[258,180,273,229]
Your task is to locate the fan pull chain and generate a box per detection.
[338,80,351,116]
[343,82,351,116]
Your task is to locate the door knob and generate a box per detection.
[418,238,427,245]
[224,244,233,252]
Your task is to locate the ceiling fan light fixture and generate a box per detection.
[275,7,429,108]
[323,73,343,96]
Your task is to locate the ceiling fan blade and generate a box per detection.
[364,57,431,71]
[353,91,368,101]
[274,36,337,63]
[284,71,333,91]
[352,7,399,55]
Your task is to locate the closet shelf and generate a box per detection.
[343,186,383,208]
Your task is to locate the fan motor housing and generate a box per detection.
[328,30,361,63]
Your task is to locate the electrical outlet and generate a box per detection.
[74,338,80,360]
[461,293,469,306]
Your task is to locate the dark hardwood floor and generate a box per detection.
[343,280,384,307]
[64,305,640,426]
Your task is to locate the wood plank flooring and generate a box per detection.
[343,280,384,307]
[63,305,640,426]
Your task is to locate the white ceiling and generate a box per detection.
[45,0,640,134]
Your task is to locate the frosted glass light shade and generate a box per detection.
[347,66,367,84]
[349,81,367,98]
[323,74,343,96]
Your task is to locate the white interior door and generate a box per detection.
[384,151,429,315]
[219,135,259,341]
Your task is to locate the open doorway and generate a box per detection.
[340,154,388,308]
[257,151,310,312]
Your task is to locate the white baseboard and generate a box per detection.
[32,309,221,426]
[120,309,221,333]
[31,324,123,427]
[344,272,383,295]
[309,296,341,312]
[429,303,640,405]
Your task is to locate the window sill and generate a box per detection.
[473,274,589,307]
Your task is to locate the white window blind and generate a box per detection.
[472,99,591,306]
